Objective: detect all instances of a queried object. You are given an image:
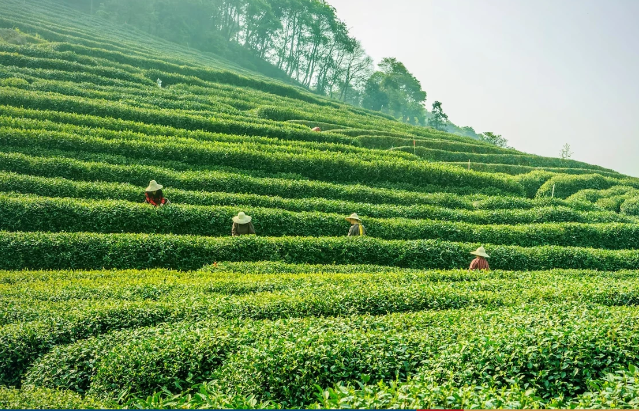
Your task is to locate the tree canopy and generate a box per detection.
[428,101,449,131]
[479,132,509,148]
[362,57,427,124]
[61,0,490,136]
[69,0,373,104]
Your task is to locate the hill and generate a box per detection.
[3,0,639,408]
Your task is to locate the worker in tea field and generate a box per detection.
[311,127,321,132]
[232,211,256,236]
[346,213,366,236]
[469,246,490,270]
[144,180,170,207]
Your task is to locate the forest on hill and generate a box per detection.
[57,0,484,138]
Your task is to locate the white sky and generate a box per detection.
[326,0,639,176]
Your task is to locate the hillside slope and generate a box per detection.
[3,0,639,409]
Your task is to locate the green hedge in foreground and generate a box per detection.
[5,268,639,397]
[0,386,112,409]
[2,232,639,271]
[314,365,639,409]
[20,306,639,406]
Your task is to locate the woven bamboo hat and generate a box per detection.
[470,246,489,258]
[233,212,252,224]
[145,180,163,192]
[345,213,362,223]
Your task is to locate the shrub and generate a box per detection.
[4,193,639,249]
[2,232,639,272]
[536,174,639,199]
[0,126,524,195]
[256,106,304,121]
[0,386,112,409]
[0,77,29,88]
[621,196,639,216]
[400,146,615,172]
[2,173,630,223]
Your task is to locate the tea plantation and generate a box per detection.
[4,0,639,409]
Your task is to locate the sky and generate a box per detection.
[326,0,639,177]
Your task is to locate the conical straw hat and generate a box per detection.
[345,213,362,223]
[145,180,163,192]
[233,212,252,224]
[470,246,489,258]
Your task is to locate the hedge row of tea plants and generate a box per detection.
[3,231,639,271]
[0,148,476,202]
[399,145,615,172]
[358,134,518,155]
[4,193,639,248]
[0,115,376,159]
[0,88,362,145]
[18,305,639,406]
[537,173,639,199]
[1,172,628,223]
[0,125,526,194]
[0,386,112,409]
[5,267,639,326]
[313,364,639,409]
[0,146,525,202]
[446,161,623,177]
[5,264,639,391]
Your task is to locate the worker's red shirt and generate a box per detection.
[145,192,168,207]
[469,257,490,271]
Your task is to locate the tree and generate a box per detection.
[361,72,389,111]
[560,143,573,159]
[428,101,448,131]
[336,39,372,104]
[71,0,376,103]
[479,132,508,148]
[361,57,426,123]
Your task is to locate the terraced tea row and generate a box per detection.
[3,232,639,271]
[5,265,639,325]
[0,104,504,156]
[0,148,529,203]
[0,115,410,161]
[3,265,639,407]
[2,172,631,224]
[446,161,624,177]
[5,193,639,249]
[0,88,356,145]
[0,36,622,178]
[4,265,639,391]
[0,78,618,176]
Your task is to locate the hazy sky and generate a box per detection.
[326,0,639,176]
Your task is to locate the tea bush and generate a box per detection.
[3,232,639,271]
[4,193,639,248]
[1,172,628,223]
